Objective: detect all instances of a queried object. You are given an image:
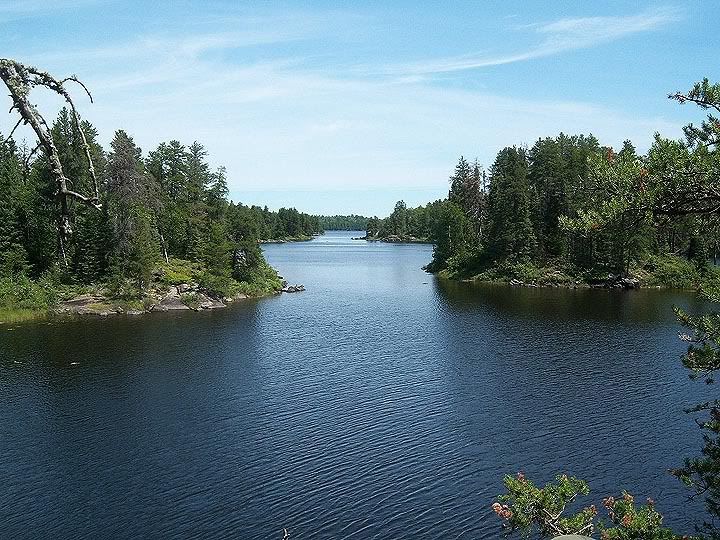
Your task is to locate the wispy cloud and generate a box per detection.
[385,6,683,75]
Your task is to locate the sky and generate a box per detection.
[2,0,719,216]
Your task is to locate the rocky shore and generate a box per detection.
[53,280,306,317]
[503,274,642,290]
[259,235,316,244]
[354,234,431,244]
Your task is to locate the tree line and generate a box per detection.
[0,107,329,308]
[318,214,369,231]
[370,134,719,288]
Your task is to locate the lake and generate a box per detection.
[0,230,713,539]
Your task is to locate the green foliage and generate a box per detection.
[493,474,685,539]
[180,292,200,310]
[673,298,720,540]
[428,201,475,271]
[598,493,679,540]
[0,108,298,311]
[198,271,235,298]
[233,260,283,296]
[493,473,594,538]
[366,199,446,243]
[157,258,203,286]
[486,147,537,262]
[643,255,703,289]
[0,269,80,314]
[318,214,369,231]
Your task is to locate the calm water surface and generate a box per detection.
[0,231,714,539]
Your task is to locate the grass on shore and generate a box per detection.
[0,258,284,324]
[0,307,47,324]
[438,253,720,290]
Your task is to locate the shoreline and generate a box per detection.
[445,275,669,291]
[435,269,705,292]
[0,278,306,325]
[433,254,720,292]
[0,289,274,324]
[355,235,433,244]
[259,234,318,244]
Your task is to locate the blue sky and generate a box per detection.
[3,1,718,216]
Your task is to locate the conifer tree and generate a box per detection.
[486,147,537,261]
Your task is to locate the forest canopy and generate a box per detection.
[370,120,719,290]
[0,59,330,318]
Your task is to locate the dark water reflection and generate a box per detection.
[0,231,714,539]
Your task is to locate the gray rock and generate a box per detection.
[177,283,198,294]
[282,284,305,293]
[196,293,226,310]
[153,294,190,311]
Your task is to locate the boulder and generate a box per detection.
[196,293,226,310]
[282,284,305,293]
[151,289,190,311]
[151,301,185,312]
[177,283,198,294]
[619,277,640,289]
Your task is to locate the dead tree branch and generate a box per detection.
[0,58,100,239]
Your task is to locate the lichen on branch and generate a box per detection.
[0,58,100,239]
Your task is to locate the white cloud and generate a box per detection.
[0,5,687,214]
[385,6,683,75]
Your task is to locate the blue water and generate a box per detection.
[0,231,713,539]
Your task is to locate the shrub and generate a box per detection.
[157,258,203,286]
[198,271,236,298]
[234,261,283,296]
[492,473,686,539]
[180,293,200,310]
[644,255,701,289]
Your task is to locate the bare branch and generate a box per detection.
[22,142,41,174]
[7,116,23,139]
[0,58,100,246]
[25,65,100,201]
[61,75,94,103]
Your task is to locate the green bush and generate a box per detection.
[493,473,683,539]
[198,271,237,298]
[234,261,283,296]
[0,274,55,310]
[644,254,701,288]
[180,293,200,309]
[157,258,203,286]
[105,273,143,300]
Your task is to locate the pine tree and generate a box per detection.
[429,201,473,270]
[486,147,537,261]
[529,137,566,258]
[0,137,29,277]
[106,130,160,286]
[448,156,472,207]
